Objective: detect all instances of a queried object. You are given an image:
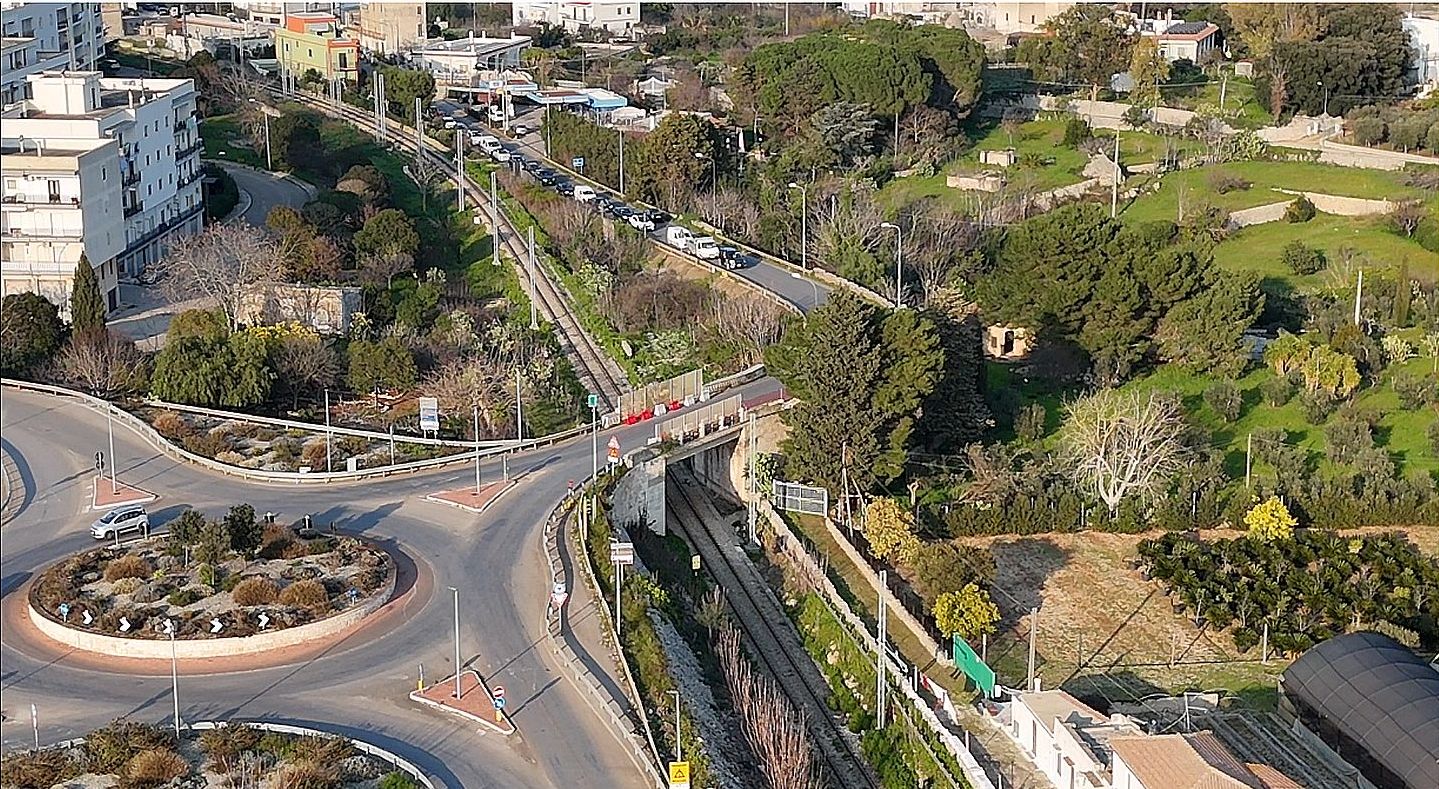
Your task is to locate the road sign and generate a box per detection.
[607,435,621,466]
[257,612,271,629]
[418,397,440,432]
[610,540,634,565]
[119,616,131,632]
[587,393,599,409]
[690,554,701,572]
[58,603,70,621]
[492,685,505,701]
[952,634,996,697]
[82,610,93,626]
[668,761,691,789]
[572,156,585,170]
[162,619,175,636]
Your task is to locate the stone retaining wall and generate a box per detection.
[1226,190,1395,230]
[27,553,396,659]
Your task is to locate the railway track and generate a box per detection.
[666,469,881,789]
[281,92,627,411]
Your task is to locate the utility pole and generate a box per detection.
[515,368,524,446]
[668,689,681,761]
[1354,269,1364,326]
[414,96,423,151]
[1245,433,1253,489]
[324,388,332,473]
[877,569,887,729]
[455,132,465,212]
[591,398,599,484]
[106,406,117,494]
[473,405,482,495]
[490,171,501,267]
[1110,131,1121,219]
[527,226,539,330]
[1026,607,1039,691]
[746,412,757,545]
[618,126,625,195]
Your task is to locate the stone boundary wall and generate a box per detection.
[27,552,397,659]
[1227,190,1396,230]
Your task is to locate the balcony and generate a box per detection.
[1,194,82,207]
[179,168,204,188]
[2,224,83,241]
[122,168,141,187]
[175,141,203,161]
[123,200,142,218]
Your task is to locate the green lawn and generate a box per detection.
[1156,78,1272,130]
[1212,214,1436,288]
[1093,128,1208,165]
[199,115,265,169]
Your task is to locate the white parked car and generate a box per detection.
[91,504,150,540]
[573,184,598,203]
[491,147,512,163]
[627,212,656,232]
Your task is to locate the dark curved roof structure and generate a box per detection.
[1282,632,1439,789]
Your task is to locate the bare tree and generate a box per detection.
[709,292,785,365]
[359,250,415,288]
[715,622,822,789]
[423,353,520,438]
[1060,389,1187,515]
[904,205,981,307]
[56,331,148,399]
[272,333,339,409]
[154,223,286,331]
[698,186,760,238]
[811,187,883,273]
[1390,200,1424,238]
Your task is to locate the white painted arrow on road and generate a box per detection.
[82,610,93,626]
[118,617,131,632]
[210,618,223,634]
[257,612,270,629]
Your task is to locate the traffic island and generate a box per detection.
[424,480,517,514]
[90,476,157,510]
[410,669,516,735]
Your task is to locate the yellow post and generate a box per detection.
[496,710,505,724]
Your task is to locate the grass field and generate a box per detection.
[199,114,266,169]
[1212,214,1436,287]
[1155,78,1273,129]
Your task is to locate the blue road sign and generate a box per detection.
[572,156,585,170]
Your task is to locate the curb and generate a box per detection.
[422,480,518,515]
[409,670,516,736]
[89,477,159,512]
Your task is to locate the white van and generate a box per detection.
[688,236,721,260]
[491,146,512,163]
[663,225,694,249]
[487,103,512,124]
[474,135,501,154]
[573,184,598,203]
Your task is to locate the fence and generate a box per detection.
[772,479,828,516]
[618,369,704,422]
[187,721,436,787]
[2,379,589,485]
[652,395,742,444]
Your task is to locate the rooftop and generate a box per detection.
[1019,690,1108,734]
[413,34,530,55]
[1110,732,1264,789]
[1158,21,1219,39]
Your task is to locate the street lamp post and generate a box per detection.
[590,400,599,483]
[473,405,482,495]
[324,388,332,472]
[880,221,903,308]
[787,182,807,270]
[618,127,626,195]
[1317,80,1329,116]
[169,624,180,737]
[450,586,462,699]
[106,405,117,494]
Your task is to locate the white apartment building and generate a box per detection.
[1,2,105,102]
[409,34,531,88]
[356,1,425,55]
[1404,14,1439,94]
[512,1,638,35]
[1,70,202,315]
[232,1,334,27]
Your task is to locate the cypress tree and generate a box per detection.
[69,253,107,334]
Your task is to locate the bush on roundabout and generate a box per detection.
[31,504,392,639]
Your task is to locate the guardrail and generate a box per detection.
[2,379,590,485]
[188,721,437,788]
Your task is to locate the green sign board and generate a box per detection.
[953,635,996,697]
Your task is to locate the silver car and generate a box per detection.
[91,504,149,540]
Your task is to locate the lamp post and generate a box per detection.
[1317,80,1329,116]
[323,388,332,472]
[790,271,820,311]
[787,182,807,270]
[618,126,626,195]
[449,586,462,699]
[167,622,180,737]
[106,405,117,494]
[473,405,482,495]
[879,221,903,309]
[249,99,273,170]
[694,151,716,196]
[667,689,681,761]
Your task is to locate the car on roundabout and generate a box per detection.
[90,504,150,540]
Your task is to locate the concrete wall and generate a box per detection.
[1227,191,1395,230]
[28,555,396,659]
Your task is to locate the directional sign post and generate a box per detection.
[418,397,440,434]
[82,610,93,626]
[210,618,223,634]
[572,155,585,172]
[119,616,132,633]
[610,541,634,637]
[550,582,568,611]
[257,612,271,629]
[492,685,506,723]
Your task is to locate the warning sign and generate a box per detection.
[607,435,621,466]
[668,761,690,789]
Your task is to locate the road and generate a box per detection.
[434,100,830,312]
[0,377,784,786]
[218,162,314,227]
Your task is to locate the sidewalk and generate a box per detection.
[91,476,157,510]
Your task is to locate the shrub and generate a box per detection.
[277,757,339,789]
[908,541,993,606]
[301,441,329,471]
[379,773,421,789]
[111,576,144,595]
[221,572,243,593]
[0,749,79,788]
[200,723,262,772]
[231,577,279,606]
[167,587,206,607]
[1207,172,1251,194]
[1203,381,1242,422]
[83,719,174,774]
[196,562,217,589]
[290,734,355,764]
[1429,420,1439,455]
[122,748,188,788]
[1015,402,1047,442]
[183,431,231,458]
[1261,376,1294,406]
[104,555,153,583]
[1281,241,1325,275]
[1062,117,1090,147]
[279,579,329,610]
[1284,195,1316,223]
[1245,496,1296,541]
[151,410,193,441]
[1299,391,1337,423]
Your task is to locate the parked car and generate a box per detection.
[522,158,544,173]
[645,209,673,225]
[535,169,559,186]
[556,181,575,197]
[511,123,533,136]
[688,236,721,260]
[627,212,657,232]
[491,148,512,163]
[573,184,598,203]
[718,246,743,269]
[610,204,635,220]
[91,504,150,540]
[443,119,459,129]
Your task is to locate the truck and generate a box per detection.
[663,225,695,250]
[688,236,721,260]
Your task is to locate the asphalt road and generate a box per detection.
[219,163,313,227]
[0,377,783,786]
[435,100,831,312]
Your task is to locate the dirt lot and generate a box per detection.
[960,525,1438,708]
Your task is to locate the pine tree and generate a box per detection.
[69,253,107,334]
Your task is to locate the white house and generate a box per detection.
[1010,691,1146,789]
[407,34,531,88]
[2,70,202,313]
[1142,19,1221,63]
[512,1,638,35]
[1403,14,1439,94]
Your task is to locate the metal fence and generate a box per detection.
[653,395,742,444]
[772,480,828,516]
